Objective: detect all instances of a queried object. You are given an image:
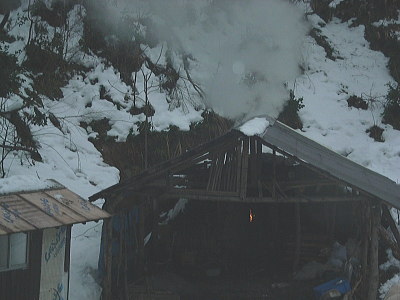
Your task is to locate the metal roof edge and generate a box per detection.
[261,119,400,208]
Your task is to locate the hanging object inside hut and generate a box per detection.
[249,208,255,223]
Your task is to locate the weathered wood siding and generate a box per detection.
[0,230,43,300]
[39,226,70,300]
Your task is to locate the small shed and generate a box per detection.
[91,117,400,299]
[0,179,110,300]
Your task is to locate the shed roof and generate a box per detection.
[0,180,110,235]
[256,117,400,209]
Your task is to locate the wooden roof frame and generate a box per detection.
[89,117,400,212]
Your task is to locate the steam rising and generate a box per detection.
[93,0,309,120]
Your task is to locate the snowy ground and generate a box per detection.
[294,14,400,184]
[0,1,400,299]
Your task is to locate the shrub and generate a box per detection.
[347,95,368,110]
[382,83,400,130]
[278,90,304,129]
[0,48,22,97]
[366,125,384,142]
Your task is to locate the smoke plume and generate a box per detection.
[89,0,309,120]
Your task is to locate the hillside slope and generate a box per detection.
[0,0,399,298]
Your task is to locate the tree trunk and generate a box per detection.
[0,12,10,30]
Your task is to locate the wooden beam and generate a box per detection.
[379,225,400,260]
[249,136,257,185]
[168,189,364,203]
[367,202,381,300]
[293,203,301,272]
[90,131,244,201]
[256,136,384,206]
[245,195,364,203]
[236,142,243,193]
[240,137,249,199]
[382,204,400,249]
[102,217,113,300]
[167,189,240,202]
[273,149,276,199]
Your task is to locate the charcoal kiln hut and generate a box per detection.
[91,117,400,300]
[0,179,110,300]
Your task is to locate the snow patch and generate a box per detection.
[0,176,61,195]
[239,117,270,136]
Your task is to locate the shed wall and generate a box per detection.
[39,226,70,300]
[0,230,43,300]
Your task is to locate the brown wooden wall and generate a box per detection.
[0,230,43,300]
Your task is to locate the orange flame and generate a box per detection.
[249,209,254,222]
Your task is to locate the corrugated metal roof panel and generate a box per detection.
[260,119,400,209]
[0,185,111,235]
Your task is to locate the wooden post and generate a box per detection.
[240,138,249,200]
[249,136,257,185]
[257,139,263,197]
[236,143,243,193]
[361,202,370,285]
[293,203,301,272]
[367,202,381,300]
[272,149,276,199]
[103,217,113,300]
[382,205,400,248]
[137,203,145,276]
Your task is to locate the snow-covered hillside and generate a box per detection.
[0,0,399,299]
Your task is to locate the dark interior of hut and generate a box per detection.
[134,200,360,299]
[114,152,370,299]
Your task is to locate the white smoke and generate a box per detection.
[92,0,309,120]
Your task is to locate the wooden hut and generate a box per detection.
[90,117,400,300]
[0,180,110,300]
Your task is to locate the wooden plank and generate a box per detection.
[293,203,301,272]
[19,192,85,224]
[206,154,216,191]
[236,143,243,193]
[245,196,364,203]
[90,131,244,201]
[379,225,400,260]
[382,205,400,249]
[249,136,257,185]
[214,154,224,191]
[168,189,240,202]
[0,194,44,233]
[240,138,249,199]
[367,203,381,300]
[168,189,364,203]
[11,194,63,228]
[257,136,383,205]
[273,149,277,199]
[46,189,110,220]
[256,138,262,197]
[103,218,113,300]
[225,151,233,191]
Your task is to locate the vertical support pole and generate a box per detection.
[249,136,257,186]
[65,225,72,300]
[240,137,249,200]
[367,202,381,300]
[103,217,113,300]
[122,212,130,300]
[382,205,400,248]
[256,139,263,197]
[272,149,277,199]
[236,143,243,193]
[137,203,145,276]
[293,203,301,272]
